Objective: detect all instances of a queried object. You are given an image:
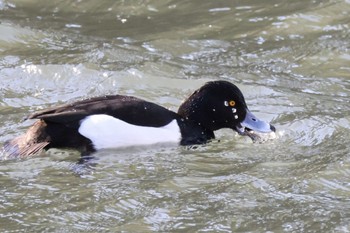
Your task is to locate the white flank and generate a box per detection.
[78,114,181,150]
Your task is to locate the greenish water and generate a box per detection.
[1,0,350,232]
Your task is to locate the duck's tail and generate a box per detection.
[2,120,50,159]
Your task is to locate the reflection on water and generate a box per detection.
[1,0,350,232]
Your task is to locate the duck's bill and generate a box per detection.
[235,110,276,142]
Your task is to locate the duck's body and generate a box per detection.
[4,81,275,158]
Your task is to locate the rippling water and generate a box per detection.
[1,0,350,232]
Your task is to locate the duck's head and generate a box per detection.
[178,80,275,141]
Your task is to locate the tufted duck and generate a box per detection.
[4,80,275,157]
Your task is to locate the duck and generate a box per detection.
[3,80,275,158]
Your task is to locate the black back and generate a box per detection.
[28,95,179,128]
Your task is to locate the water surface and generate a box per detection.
[1,0,350,232]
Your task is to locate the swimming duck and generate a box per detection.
[4,80,275,157]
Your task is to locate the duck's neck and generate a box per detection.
[176,118,215,146]
[177,98,216,145]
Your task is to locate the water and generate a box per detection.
[1,0,350,232]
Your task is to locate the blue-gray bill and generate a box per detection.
[236,110,276,142]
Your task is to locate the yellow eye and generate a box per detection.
[229,100,235,107]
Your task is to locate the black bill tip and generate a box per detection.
[270,124,276,132]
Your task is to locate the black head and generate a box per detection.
[178,80,275,140]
